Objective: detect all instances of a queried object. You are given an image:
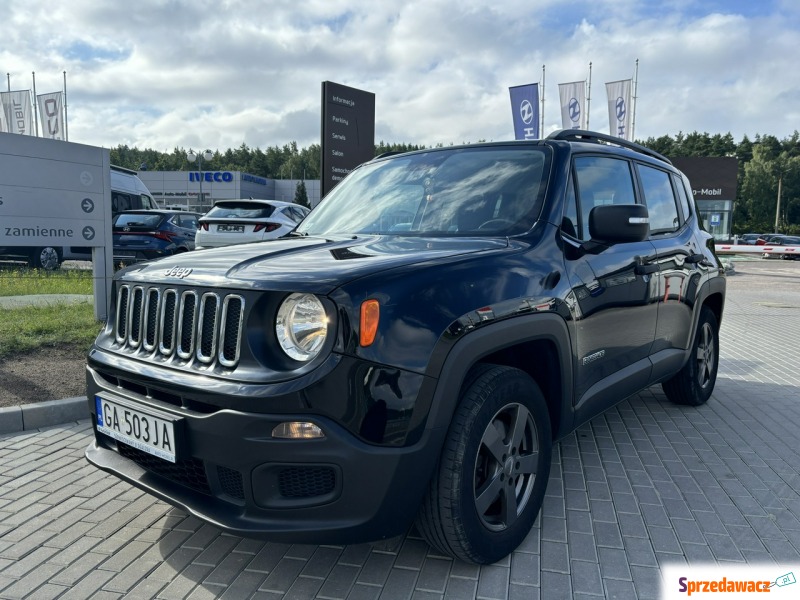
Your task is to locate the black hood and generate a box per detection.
[117,235,509,294]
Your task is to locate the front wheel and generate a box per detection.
[662,306,720,406]
[416,365,552,564]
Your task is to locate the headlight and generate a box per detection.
[276,293,328,361]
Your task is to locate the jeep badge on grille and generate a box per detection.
[163,266,193,278]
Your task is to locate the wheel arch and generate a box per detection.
[425,313,575,443]
[688,275,725,352]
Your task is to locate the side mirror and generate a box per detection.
[589,204,649,244]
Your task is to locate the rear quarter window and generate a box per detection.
[636,164,680,235]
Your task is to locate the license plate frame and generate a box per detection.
[95,394,182,463]
[217,224,245,233]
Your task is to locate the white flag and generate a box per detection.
[1,90,34,135]
[606,79,632,140]
[558,81,586,129]
[37,91,65,140]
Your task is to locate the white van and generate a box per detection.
[108,166,158,214]
[0,165,156,269]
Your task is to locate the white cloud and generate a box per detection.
[1,0,798,152]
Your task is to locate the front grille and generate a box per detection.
[115,285,245,368]
[117,442,211,495]
[278,466,336,498]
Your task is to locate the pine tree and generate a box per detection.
[294,180,310,208]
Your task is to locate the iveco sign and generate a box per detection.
[188,171,234,182]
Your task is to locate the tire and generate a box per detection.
[30,246,62,271]
[416,365,552,564]
[662,306,719,406]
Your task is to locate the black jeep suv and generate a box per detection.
[85,130,725,564]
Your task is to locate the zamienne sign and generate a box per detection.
[320,81,375,197]
[0,132,114,320]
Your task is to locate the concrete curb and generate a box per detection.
[0,396,88,435]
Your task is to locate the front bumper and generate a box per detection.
[84,363,442,544]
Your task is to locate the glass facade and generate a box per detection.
[696,199,733,241]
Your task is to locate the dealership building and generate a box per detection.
[670,157,738,241]
[137,170,322,213]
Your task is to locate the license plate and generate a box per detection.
[217,224,244,233]
[95,395,179,463]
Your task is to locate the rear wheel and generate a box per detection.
[662,306,719,406]
[30,246,61,271]
[416,365,552,564]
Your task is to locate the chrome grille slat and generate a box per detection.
[159,289,178,355]
[177,291,198,360]
[219,295,245,367]
[113,285,244,368]
[196,293,220,364]
[127,286,145,348]
[143,288,160,351]
[115,285,130,343]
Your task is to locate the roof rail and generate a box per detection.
[546,129,671,165]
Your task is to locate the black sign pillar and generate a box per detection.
[320,81,375,198]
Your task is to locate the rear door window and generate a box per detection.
[637,164,680,235]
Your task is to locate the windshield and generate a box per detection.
[298,146,550,237]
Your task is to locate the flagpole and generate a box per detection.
[32,72,39,137]
[631,58,639,140]
[6,74,9,92]
[540,64,545,138]
[63,71,68,141]
[587,62,592,130]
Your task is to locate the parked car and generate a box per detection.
[85,130,726,564]
[767,235,800,260]
[737,233,762,245]
[112,210,201,266]
[755,233,786,245]
[0,245,64,270]
[195,199,309,248]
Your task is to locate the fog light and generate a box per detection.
[272,421,325,439]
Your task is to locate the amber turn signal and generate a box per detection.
[360,299,380,346]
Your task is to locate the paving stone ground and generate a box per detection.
[1,260,800,599]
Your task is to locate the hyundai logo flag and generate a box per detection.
[558,81,586,130]
[606,79,632,140]
[509,83,539,140]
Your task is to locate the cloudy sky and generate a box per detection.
[2,0,799,154]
